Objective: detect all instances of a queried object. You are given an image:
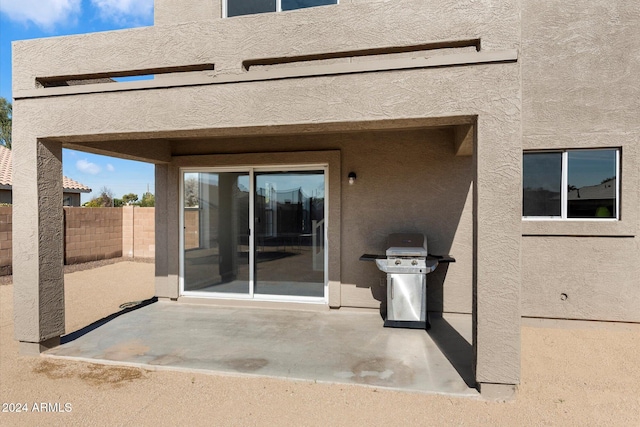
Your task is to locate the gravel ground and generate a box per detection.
[0,257,154,286]
[1,261,639,426]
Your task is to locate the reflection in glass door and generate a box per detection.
[254,171,325,297]
[183,171,250,294]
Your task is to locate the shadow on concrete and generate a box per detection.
[427,314,476,389]
[61,297,158,345]
[428,262,449,313]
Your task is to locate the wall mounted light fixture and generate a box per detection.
[348,172,357,185]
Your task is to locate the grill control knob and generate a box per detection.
[411,260,418,266]
[395,259,402,265]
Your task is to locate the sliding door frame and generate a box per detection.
[179,164,328,304]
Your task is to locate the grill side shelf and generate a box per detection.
[427,254,456,263]
[359,254,386,261]
[360,253,456,263]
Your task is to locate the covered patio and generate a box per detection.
[12,3,522,398]
[45,301,477,397]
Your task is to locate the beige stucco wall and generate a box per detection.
[154,0,429,25]
[12,0,522,386]
[339,130,473,311]
[153,0,471,26]
[12,0,639,392]
[13,0,518,93]
[155,0,221,24]
[521,1,640,322]
[170,130,473,312]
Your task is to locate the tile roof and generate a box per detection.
[0,145,91,193]
[62,175,92,193]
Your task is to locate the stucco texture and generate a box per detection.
[13,0,519,93]
[12,136,65,343]
[12,0,522,386]
[521,1,640,321]
[170,130,473,312]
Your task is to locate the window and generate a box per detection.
[523,149,619,220]
[226,0,337,17]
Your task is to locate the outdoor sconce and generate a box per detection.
[348,172,357,185]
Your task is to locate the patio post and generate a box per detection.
[12,129,65,354]
[473,115,522,399]
[155,163,180,299]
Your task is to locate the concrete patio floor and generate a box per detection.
[45,301,478,397]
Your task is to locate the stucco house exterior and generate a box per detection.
[11,0,639,398]
[0,145,91,206]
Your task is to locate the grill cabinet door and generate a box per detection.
[387,273,426,322]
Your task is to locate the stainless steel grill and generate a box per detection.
[360,233,454,329]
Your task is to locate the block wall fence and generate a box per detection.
[0,206,157,276]
[0,207,11,276]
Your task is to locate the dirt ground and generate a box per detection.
[1,260,639,426]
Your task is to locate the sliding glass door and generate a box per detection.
[181,167,326,302]
[254,171,325,297]
[183,171,250,294]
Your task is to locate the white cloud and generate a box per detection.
[90,0,153,23]
[0,0,81,30]
[76,159,101,175]
[106,163,115,172]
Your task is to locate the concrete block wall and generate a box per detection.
[0,206,156,276]
[128,207,155,259]
[184,208,199,250]
[64,207,123,264]
[122,205,134,257]
[0,207,11,275]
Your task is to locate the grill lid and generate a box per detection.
[385,233,428,257]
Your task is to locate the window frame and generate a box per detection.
[522,148,620,221]
[223,0,339,18]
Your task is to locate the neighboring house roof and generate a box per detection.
[62,176,92,193]
[0,145,91,193]
[568,178,616,201]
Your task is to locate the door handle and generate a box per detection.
[390,277,394,299]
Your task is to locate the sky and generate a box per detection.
[0,0,155,203]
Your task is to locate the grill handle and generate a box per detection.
[390,277,394,299]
